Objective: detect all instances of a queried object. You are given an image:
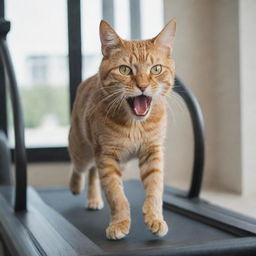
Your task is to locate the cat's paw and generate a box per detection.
[144,216,168,237]
[106,219,131,240]
[69,172,85,195]
[87,198,104,210]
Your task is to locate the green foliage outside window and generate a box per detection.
[8,86,69,129]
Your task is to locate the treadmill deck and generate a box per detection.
[36,180,238,253]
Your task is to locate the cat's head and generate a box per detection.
[99,19,176,121]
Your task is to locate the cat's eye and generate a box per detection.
[150,65,162,75]
[119,65,132,75]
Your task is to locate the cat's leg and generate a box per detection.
[69,155,91,195]
[87,166,104,210]
[139,144,168,237]
[69,130,93,195]
[96,151,130,240]
[69,164,87,195]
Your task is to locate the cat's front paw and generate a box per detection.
[106,219,131,240]
[144,216,168,237]
[143,198,168,237]
[87,198,104,210]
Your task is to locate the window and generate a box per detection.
[5,0,69,149]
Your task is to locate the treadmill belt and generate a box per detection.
[36,180,236,252]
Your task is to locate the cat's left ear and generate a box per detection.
[153,19,176,50]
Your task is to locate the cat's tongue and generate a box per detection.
[133,95,149,116]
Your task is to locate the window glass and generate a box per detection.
[6,0,69,147]
[114,0,130,39]
[81,0,163,80]
[140,0,164,39]
[81,0,102,79]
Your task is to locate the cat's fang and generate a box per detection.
[127,95,152,116]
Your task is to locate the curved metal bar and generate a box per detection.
[173,77,205,198]
[0,131,12,185]
[0,19,27,211]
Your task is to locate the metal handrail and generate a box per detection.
[173,77,205,198]
[0,19,27,211]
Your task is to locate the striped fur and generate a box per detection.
[68,19,176,240]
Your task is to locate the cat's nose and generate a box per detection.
[137,85,148,92]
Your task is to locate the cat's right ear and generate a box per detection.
[99,20,122,57]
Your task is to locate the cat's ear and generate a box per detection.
[153,19,176,50]
[99,20,122,57]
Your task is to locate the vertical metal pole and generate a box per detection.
[0,20,27,211]
[129,0,141,39]
[0,0,8,135]
[102,0,115,26]
[67,0,82,112]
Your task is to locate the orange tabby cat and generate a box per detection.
[69,19,176,240]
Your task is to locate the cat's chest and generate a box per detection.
[116,131,143,159]
[97,118,166,162]
[118,126,163,162]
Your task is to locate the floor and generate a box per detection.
[172,179,256,219]
[202,188,256,218]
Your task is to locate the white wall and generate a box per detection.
[239,0,256,195]
[164,0,256,194]
[212,0,242,192]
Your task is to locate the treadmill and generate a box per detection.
[1,16,256,256]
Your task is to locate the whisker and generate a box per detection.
[111,95,125,119]
[87,89,124,119]
[161,97,176,125]
[170,93,186,114]
[103,94,123,123]
[165,92,186,114]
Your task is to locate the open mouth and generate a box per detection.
[126,95,152,117]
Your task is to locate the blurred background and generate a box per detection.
[2,0,256,216]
